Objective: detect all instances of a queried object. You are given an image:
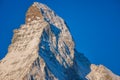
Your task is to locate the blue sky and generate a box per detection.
[0,0,120,75]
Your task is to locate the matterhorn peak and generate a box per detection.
[0,2,91,80]
[0,2,119,80]
[25,2,44,23]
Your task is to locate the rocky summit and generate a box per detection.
[0,2,119,80]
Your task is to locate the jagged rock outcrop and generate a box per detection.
[86,64,120,80]
[0,2,119,80]
[0,2,90,80]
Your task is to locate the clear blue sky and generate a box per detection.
[0,0,120,75]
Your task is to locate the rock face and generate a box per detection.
[0,2,90,80]
[86,64,120,80]
[0,2,119,80]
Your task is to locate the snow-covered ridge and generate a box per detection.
[0,2,91,80]
[0,2,119,80]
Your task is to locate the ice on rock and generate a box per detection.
[0,2,119,80]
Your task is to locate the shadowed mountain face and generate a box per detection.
[0,2,119,80]
[0,2,90,80]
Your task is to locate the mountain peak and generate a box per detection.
[26,2,44,23]
[0,2,91,80]
[0,2,119,80]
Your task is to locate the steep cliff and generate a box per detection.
[0,2,119,80]
[0,2,90,80]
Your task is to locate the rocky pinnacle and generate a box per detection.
[0,2,119,80]
[0,2,90,80]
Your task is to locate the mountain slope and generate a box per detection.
[0,2,119,80]
[86,64,120,80]
[0,2,90,80]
